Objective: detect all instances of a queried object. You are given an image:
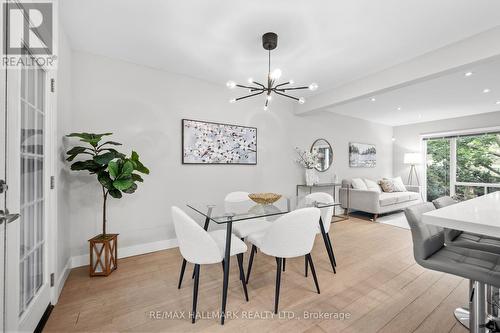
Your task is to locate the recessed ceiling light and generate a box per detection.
[464,72,473,77]
[496,101,500,105]
[391,137,396,142]
[418,114,422,119]
[483,88,491,93]
[397,106,402,111]
[370,97,376,102]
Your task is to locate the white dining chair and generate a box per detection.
[305,192,337,274]
[224,191,273,240]
[171,206,249,323]
[245,207,321,314]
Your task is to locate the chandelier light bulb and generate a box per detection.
[229,98,236,103]
[266,95,272,101]
[270,68,282,80]
[263,106,268,111]
[289,79,294,84]
[308,83,318,91]
[248,78,254,84]
[298,97,306,104]
[226,80,236,89]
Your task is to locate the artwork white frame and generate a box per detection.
[349,142,376,168]
[182,119,257,165]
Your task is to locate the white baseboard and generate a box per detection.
[53,256,72,304]
[70,238,179,268]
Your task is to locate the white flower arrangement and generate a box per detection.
[295,147,319,169]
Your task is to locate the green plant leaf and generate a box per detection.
[113,177,134,190]
[121,161,134,176]
[98,171,114,189]
[122,182,137,194]
[99,141,122,147]
[70,160,103,174]
[131,151,139,161]
[134,160,150,174]
[93,152,118,165]
[108,160,119,178]
[131,173,143,182]
[67,132,113,147]
[66,146,93,161]
[108,188,122,199]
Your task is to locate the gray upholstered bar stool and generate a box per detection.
[433,196,500,327]
[405,203,500,333]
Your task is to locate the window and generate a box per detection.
[424,131,500,202]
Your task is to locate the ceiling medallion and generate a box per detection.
[227,32,318,111]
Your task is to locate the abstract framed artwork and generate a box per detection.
[349,142,376,168]
[182,119,257,164]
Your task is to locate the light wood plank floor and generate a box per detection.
[45,217,469,333]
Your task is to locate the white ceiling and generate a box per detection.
[60,0,500,125]
[326,57,500,126]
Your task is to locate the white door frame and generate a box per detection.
[4,46,57,333]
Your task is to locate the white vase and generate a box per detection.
[305,169,317,186]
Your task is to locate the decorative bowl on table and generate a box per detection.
[248,193,282,205]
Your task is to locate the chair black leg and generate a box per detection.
[321,230,336,274]
[192,264,200,324]
[275,257,282,314]
[326,233,337,267]
[237,254,249,301]
[246,245,256,284]
[221,260,225,274]
[178,259,187,289]
[283,258,286,272]
[305,256,308,277]
[306,254,320,294]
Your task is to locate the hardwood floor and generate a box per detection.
[44,217,468,332]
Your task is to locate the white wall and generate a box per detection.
[66,51,393,261]
[54,27,72,297]
[393,110,500,181]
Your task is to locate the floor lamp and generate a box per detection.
[404,153,421,185]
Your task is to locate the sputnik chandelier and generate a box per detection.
[226,32,318,110]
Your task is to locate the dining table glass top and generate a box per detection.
[187,196,341,224]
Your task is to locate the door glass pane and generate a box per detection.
[426,138,451,202]
[19,52,45,316]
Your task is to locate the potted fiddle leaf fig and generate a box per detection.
[66,132,149,276]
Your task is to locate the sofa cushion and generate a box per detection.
[364,178,381,193]
[352,178,368,190]
[379,192,420,207]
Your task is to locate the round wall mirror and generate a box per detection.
[311,139,333,172]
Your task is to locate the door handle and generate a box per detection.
[0,209,20,225]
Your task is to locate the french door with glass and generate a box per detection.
[2,47,53,332]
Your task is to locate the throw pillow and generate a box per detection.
[390,176,407,192]
[363,178,381,193]
[351,178,368,190]
[379,179,397,192]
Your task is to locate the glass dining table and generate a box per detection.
[186,196,340,325]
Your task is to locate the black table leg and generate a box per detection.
[221,220,232,325]
[283,258,286,272]
[319,217,336,274]
[305,256,308,277]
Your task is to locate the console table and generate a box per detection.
[296,183,349,222]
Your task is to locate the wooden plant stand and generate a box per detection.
[89,233,118,277]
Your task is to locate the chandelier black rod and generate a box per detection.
[235,90,265,101]
[276,86,309,91]
[274,90,300,101]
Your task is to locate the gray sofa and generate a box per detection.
[340,179,422,221]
